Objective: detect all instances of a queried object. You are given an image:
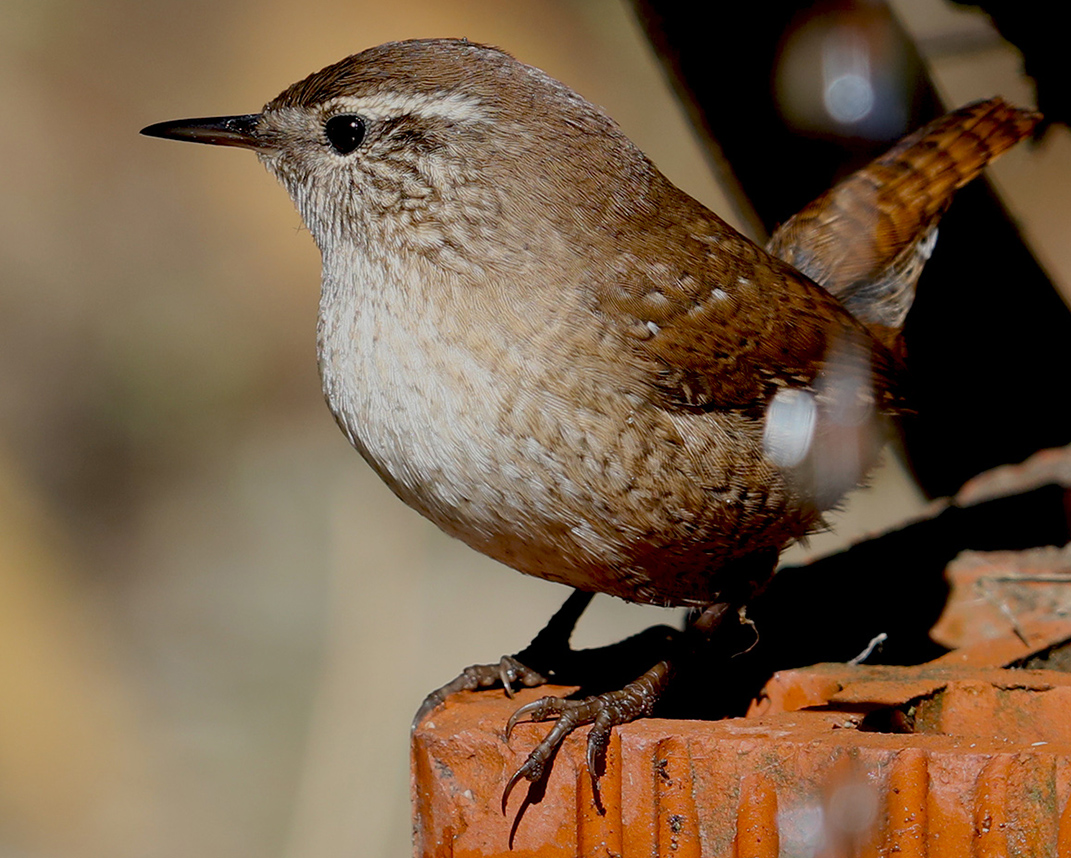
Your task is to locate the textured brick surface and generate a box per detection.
[413,625,1071,857]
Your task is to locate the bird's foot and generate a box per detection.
[413,589,595,729]
[501,659,673,813]
[413,656,549,728]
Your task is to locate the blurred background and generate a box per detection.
[0,1,1067,856]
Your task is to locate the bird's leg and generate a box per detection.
[501,599,735,812]
[413,589,594,727]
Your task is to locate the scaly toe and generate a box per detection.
[501,661,673,809]
[415,659,549,729]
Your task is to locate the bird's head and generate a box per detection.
[142,39,653,263]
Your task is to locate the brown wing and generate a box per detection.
[767,98,1040,333]
[592,184,904,418]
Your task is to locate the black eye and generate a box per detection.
[324,114,366,154]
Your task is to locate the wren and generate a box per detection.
[142,38,1038,803]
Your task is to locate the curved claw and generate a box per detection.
[420,590,593,730]
[504,695,567,741]
[500,660,675,812]
[586,709,615,786]
[500,659,518,698]
[501,757,539,813]
[414,657,549,729]
[502,714,575,812]
[498,655,547,699]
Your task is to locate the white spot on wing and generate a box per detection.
[763,388,817,468]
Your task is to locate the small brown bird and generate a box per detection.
[141,39,1038,804]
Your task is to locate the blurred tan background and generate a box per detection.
[0,1,1066,857]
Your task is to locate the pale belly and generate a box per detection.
[316,270,815,607]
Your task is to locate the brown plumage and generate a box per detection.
[141,40,1038,803]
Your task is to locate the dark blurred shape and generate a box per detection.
[668,481,1071,719]
[537,480,1071,720]
[630,0,934,230]
[630,0,1071,497]
[952,0,1070,133]
[773,2,915,142]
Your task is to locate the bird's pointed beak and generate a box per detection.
[140,114,271,151]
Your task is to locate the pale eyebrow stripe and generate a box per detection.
[320,91,488,124]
